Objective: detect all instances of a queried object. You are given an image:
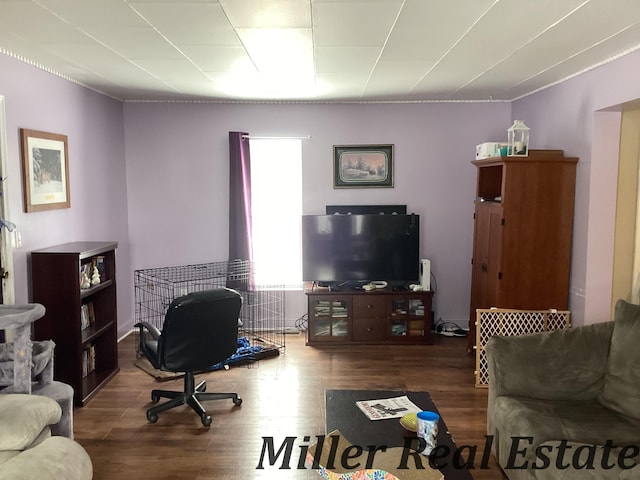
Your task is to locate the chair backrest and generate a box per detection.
[158,288,242,372]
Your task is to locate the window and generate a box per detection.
[249,138,302,288]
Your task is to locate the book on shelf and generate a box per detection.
[80,302,95,331]
[82,344,96,378]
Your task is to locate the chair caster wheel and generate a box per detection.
[233,397,243,406]
[147,411,158,423]
[201,414,212,427]
[151,393,160,403]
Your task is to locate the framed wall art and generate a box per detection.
[20,128,70,212]
[333,144,394,188]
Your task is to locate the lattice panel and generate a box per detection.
[475,308,570,387]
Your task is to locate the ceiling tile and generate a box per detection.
[315,46,381,73]
[235,27,313,75]
[314,71,370,99]
[500,22,640,100]
[0,1,88,44]
[312,1,402,47]
[1,0,640,101]
[131,58,209,82]
[459,1,640,99]
[37,0,146,27]
[180,45,254,72]
[130,2,240,46]
[80,25,183,60]
[411,0,595,98]
[219,0,311,28]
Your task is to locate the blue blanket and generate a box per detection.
[209,336,263,371]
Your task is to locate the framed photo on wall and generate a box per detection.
[333,144,394,188]
[20,129,70,212]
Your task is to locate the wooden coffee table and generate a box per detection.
[325,390,474,480]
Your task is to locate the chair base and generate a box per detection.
[147,372,242,426]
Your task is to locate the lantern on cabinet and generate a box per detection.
[507,120,530,157]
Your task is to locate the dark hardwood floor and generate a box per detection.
[73,332,507,480]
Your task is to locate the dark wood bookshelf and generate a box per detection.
[32,241,120,406]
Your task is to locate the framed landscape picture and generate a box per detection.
[333,144,394,188]
[20,128,70,212]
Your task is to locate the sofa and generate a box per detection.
[486,299,640,480]
[0,394,92,480]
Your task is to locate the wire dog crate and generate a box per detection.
[134,260,285,366]
[474,308,570,388]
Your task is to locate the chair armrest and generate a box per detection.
[486,321,613,401]
[134,322,161,340]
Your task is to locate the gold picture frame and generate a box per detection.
[20,128,70,212]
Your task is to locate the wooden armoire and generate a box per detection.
[468,150,578,351]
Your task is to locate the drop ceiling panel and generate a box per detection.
[500,23,640,100]
[456,24,640,99]
[315,72,370,99]
[37,0,145,27]
[411,0,591,97]
[130,59,208,82]
[380,0,496,62]
[315,46,381,73]
[0,1,89,44]
[130,2,240,46]
[458,1,640,99]
[219,0,311,28]
[1,0,640,101]
[365,60,434,97]
[80,25,183,60]
[180,46,254,72]
[312,2,402,47]
[236,27,313,75]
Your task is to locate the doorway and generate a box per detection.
[0,95,16,342]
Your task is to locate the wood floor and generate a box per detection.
[73,332,507,480]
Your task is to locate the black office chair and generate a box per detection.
[135,288,243,426]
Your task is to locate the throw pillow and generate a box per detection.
[598,299,640,420]
[0,394,61,450]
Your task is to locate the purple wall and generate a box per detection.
[0,53,132,338]
[123,101,511,328]
[513,48,640,325]
[5,45,640,333]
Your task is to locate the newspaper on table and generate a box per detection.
[355,395,422,421]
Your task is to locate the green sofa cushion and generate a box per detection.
[493,396,640,451]
[487,321,613,401]
[598,300,640,420]
[532,441,638,480]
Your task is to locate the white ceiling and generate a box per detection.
[1,0,640,103]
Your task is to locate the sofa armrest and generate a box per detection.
[486,321,613,401]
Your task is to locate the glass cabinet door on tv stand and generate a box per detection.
[307,295,352,342]
[389,295,429,340]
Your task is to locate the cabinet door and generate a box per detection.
[308,295,352,342]
[352,296,386,342]
[469,202,503,348]
[389,295,428,340]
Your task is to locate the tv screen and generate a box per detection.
[301,214,420,284]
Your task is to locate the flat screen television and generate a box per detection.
[301,214,420,284]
